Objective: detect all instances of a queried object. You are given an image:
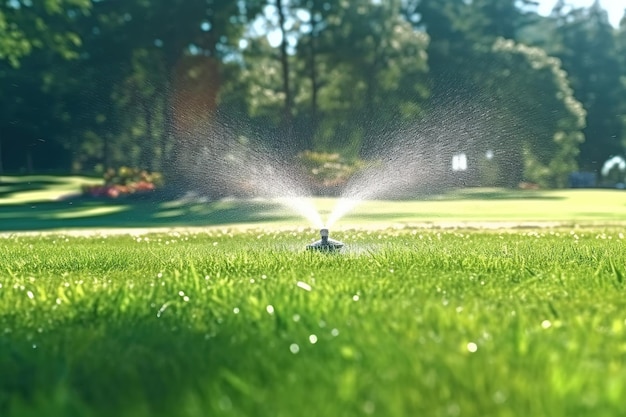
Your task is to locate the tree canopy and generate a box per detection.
[1,0,625,191]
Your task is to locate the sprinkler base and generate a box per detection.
[306,228,344,252]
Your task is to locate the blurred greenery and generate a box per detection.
[1,0,625,193]
[2,175,626,232]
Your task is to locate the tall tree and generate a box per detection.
[551,1,623,172]
[0,0,91,174]
[0,0,90,67]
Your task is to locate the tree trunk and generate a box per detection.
[140,96,155,171]
[276,0,293,133]
[0,134,4,178]
[307,4,320,151]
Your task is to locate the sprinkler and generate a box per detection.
[307,228,344,252]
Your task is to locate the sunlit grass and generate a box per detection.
[1,227,626,417]
[0,175,100,205]
[2,175,626,232]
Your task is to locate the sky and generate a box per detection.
[536,0,625,27]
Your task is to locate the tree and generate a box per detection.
[615,10,626,156]
[0,0,90,67]
[486,39,585,187]
[550,1,623,172]
[306,0,430,154]
[404,0,586,187]
[0,0,91,175]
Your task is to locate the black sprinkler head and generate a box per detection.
[306,228,344,252]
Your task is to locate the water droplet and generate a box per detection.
[266,305,275,315]
[261,274,267,279]
[331,328,340,337]
[26,291,34,299]
[32,344,37,349]
[157,272,163,278]
[309,334,318,344]
[352,294,360,301]
[292,314,301,322]
[363,401,375,414]
[493,390,507,404]
[178,291,185,297]
[467,342,478,353]
[183,296,190,302]
[213,242,218,246]
[233,307,240,314]
[289,343,300,354]
[219,396,232,410]
[296,281,312,291]
[446,403,460,416]
[541,320,552,329]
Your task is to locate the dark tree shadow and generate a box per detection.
[0,194,294,232]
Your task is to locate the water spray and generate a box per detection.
[306,228,344,252]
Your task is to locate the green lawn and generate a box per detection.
[1,228,626,417]
[2,175,626,416]
[1,175,626,232]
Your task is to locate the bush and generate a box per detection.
[82,167,163,198]
[297,151,365,194]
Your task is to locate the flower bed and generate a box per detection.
[82,167,163,198]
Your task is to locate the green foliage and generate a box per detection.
[1,228,626,416]
[0,0,624,190]
[488,38,585,188]
[297,150,366,191]
[548,3,624,172]
[0,0,90,67]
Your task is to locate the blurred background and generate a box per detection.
[1,0,625,197]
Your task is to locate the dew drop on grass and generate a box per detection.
[296,281,312,291]
[331,328,340,337]
[292,314,301,322]
[363,401,375,414]
[183,296,190,302]
[289,343,300,354]
[266,305,275,315]
[352,294,360,301]
[309,334,318,344]
[219,396,232,411]
[26,291,34,299]
[447,403,460,417]
[493,391,507,404]
[541,320,552,329]
[233,307,240,314]
[467,342,478,353]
